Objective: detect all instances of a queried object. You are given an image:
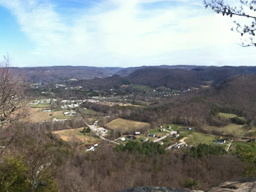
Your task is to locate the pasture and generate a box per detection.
[107,118,150,133]
[52,127,101,145]
[26,108,73,123]
[203,124,245,137]
[186,132,218,146]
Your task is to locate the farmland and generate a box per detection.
[202,124,246,137]
[107,118,150,133]
[185,132,218,146]
[52,127,101,145]
[26,108,74,123]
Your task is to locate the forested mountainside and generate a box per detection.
[82,73,256,129]
[69,66,256,90]
[17,65,256,87]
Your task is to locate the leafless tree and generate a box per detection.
[204,0,256,46]
[0,55,27,154]
[0,55,26,123]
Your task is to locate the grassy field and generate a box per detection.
[202,124,245,137]
[52,127,101,145]
[26,108,72,123]
[230,141,256,153]
[30,103,51,108]
[107,118,150,133]
[218,112,245,121]
[218,113,237,118]
[247,128,256,137]
[186,132,218,146]
[83,109,97,115]
[148,128,169,137]
[162,137,176,147]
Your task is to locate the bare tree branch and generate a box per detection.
[204,0,256,46]
[0,55,27,155]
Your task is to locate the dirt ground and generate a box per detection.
[26,108,66,123]
[52,127,101,145]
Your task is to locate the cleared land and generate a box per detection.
[30,103,51,108]
[26,108,73,123]
[218,113,238,118]
[52,127,101,145]
[218,112,245,121]
[186,132,218,146]
[203,124,245,137]
[149,128,170,137]
[107,118,150,132]
[230,141,256,153]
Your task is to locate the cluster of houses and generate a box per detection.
[55,83,83,90]
[63,111,77,116]
[60,100,85,109]
[30,99,56,105]
[116,125,196,150]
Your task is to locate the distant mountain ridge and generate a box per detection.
[70,65,256,90]
[15,65,256,89]
[19,66,122,83]
[19,65,199,83]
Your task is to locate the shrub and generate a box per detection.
[182,178,200,189]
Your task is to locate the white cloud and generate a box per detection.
[0,0,255,67]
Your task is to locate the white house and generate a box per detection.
[170,131,178,135]
[120,137,126,142]
[86,146,95,151]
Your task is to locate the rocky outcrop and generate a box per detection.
[119,179,256,192]
[118,187,192,192]
[118,187,204,192]
[207,179,256,192]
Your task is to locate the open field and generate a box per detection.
[83,109,97,115]
[26,108,72,123]
[247,128,256,136]
[218,112,245,121]
[218,113,238,118]
[230,141,256,153]
[30,103,51,108]
[149,128,170,137]
[107,118,150,132]
[170,124,184,131]
[186,132,218,146]
[52,127,101,145]
[202,124,245,137]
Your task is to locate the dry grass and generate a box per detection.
[26,108,71,123]
[218,113,238,118]
[107,118,150,132]
[52,127,101,145]
[203,124,245,137]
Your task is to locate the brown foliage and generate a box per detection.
[57,144,244,192]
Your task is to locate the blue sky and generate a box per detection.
[0,0,255,67]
